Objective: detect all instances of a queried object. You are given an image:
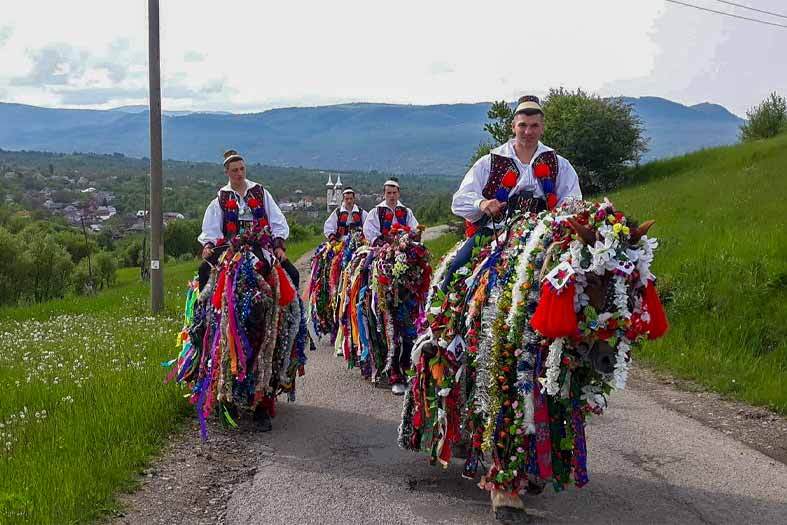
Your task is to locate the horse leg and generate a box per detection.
[490,489,528,523]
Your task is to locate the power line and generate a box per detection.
[713,0,787,20]
[664,0,787,28]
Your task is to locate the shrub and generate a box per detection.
[740,91,787,141]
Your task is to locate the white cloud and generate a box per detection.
[0,0,783,114]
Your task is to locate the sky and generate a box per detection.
[0,0,785,116]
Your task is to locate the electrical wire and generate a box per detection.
[664,0,787,28]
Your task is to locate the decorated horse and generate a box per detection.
[305,230,366,346]
[335,225,433,392]
[165,227,308,439]
[398,200,668,519]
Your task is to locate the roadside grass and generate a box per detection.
[605,134,787,413]
[0,234,320,524]
[425,230,462,263]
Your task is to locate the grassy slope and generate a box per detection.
[0,235,320,524]
[606,134,787,413]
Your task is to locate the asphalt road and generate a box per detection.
[223,250,787,525]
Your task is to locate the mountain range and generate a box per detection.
[0,97,744,175]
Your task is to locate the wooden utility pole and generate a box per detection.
[148,0,164,312]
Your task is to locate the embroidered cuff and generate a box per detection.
[473,198,484,209]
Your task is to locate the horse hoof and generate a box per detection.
[494,506,529,524]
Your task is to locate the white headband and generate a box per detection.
[383,180,400,188]
[342,188,355,195]
[223,154,244,167]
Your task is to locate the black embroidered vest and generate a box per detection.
[377,205,409,237]
[218,184,268,239]
[335,207,364,237]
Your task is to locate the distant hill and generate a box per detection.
[0,97,744,175]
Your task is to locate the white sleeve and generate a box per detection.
[361,210,369,224]
[451,154,490,223]
[264,189,289,240]
[407,208,419,229]
[556,156,582,204]
[363,208,381,243]
[323,210,338,238]
[197,198,223,245]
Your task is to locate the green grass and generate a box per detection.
[425,230,462,263]
[0,234,320,524]
[605,134,787,413]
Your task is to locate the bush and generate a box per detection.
[0,226,29,305]
[740,91,787,141]
[71,260,96,296]
[469,89,647,193]
[163,219,201,258]
[542,88,647,193]
[24,235,74,302]
[93,251,118,289]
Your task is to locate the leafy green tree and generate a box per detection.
[54,230,97,264]
[541,88,647,193]
[0,227,29,305]
[163,219,201,258]
[24,235,74,302]
[740,91,787,141]
[93,251,117,289]
[469,101,514,166]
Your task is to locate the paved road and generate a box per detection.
[224,252,787,524]
[224,340,787,524]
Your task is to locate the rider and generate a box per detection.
[362,178,421,395]
[323,186,368,241]
[362,178,419,246]
[441,95,582,291]
[197,149,299,292]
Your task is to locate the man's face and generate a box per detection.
[384,185,400,207]
[342,193,355,208]
[225,160,246,185]
[512,113,544,146]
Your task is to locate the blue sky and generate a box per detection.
[0,0,785,116]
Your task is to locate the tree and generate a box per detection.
[93,251,117,289]
[163,219,201,258]
[0,227,28,305]
[24,235,74,302]
[469,101,514,166]
[541,88,647,193]
[740,91,787,141]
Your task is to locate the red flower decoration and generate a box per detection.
[395,208,406,219]
[385,211,394,221]
[257,218,268,227]
[501,170,518,189]
[225,222,238,234]
[379,275,391,286]
[247,197,261,208]
[546,193,558,209]
[352,212,361,222]
[614,212,624,222]
[534,163,551,179]
[226,199,238,210]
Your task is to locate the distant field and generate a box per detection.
[607,134,787,413]
[0,234,320,524]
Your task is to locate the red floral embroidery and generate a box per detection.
[225,199,238,210]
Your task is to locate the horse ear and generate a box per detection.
[630,220,655,243]
[567,218,597,245]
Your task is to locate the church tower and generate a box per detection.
[326,173,334,212]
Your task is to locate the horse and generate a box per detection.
[398,200,668,519]
[305,230,366,345]
[335,226,433,388]
[166,228,307,439]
